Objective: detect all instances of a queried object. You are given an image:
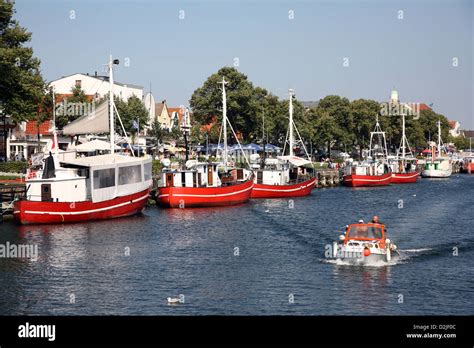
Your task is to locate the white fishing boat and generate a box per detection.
[14,56,152,224]
[421,120,452,178]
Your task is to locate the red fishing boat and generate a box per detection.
[251,89,316,198]
[391,171,419,183]
[343,171,392,187]
[157,164,254,208]
[343,117,392,187]
[14,56,152,225]
[156,77,254,208]
[389,111,419,184]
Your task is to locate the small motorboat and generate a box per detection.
[331,222,398,264]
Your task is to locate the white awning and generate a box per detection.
[71,139,120,152]
[62,101,109,135]
[60,153,148,168]
[277,155,312,167]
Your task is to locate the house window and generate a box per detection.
[75,80,82,87]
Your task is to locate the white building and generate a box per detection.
[50,73,143,101]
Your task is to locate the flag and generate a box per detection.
[132,119,139,129]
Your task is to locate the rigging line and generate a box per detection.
[113,102,135,157]
[282,124,289,155]
[292,118,311,161]
[226,118,251,169]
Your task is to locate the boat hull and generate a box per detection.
[251,177,316,198]
[391,171,419,184]
[342,173,392,187]
[13,188,150,225]
[463,163,474,173]
[421,169,452,178]
[157,178,254,208]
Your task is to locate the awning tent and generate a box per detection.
[62,101,109,135]
[71,139,120,152]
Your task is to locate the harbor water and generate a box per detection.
[0,175,473,315]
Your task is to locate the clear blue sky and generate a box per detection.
[14,0,474,128]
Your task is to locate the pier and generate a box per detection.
[314,169,340,187]
[0,184,26,219]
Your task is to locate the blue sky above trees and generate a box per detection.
[14,0,473,128]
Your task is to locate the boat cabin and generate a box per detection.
[25,154,152,203]
[344,162,388,176]
[343,223,386,247]
[160,162,252,188]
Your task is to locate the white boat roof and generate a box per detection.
[277,155,312,167]
[61,154,149,168]
[71,139,121,152]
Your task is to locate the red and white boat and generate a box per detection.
[462,139,474,174]
[14,56,152,224]
[156,77,254,208]
[157,164,253,208]
[389,111,419,183]
[463,156,474,174]
[343,118,392,187]
[251,89,316,198]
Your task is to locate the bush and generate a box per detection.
[152,160,164,175]
[0,161,28,174]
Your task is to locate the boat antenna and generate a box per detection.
[289,89,294,156]
[221,77,228,172]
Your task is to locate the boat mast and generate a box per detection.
[221,78,228,171]
[289,89,294,156]
[52,88,59,158]
[108,55,115,154]
[401,114,406,158]
[437,120,442,157]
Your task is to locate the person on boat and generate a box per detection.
[371,215,381,224]
[356,220,368,237]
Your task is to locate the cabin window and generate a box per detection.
[144,162,152,181]
[93,168,116,189]
[181,172,186,187]
[118,165,142,185]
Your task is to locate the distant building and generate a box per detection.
[449,120,461,137]
[50,72,143,101]
[153,101,172,131]
[462,130,474,140]
[5,73,144,162]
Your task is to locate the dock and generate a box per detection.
[0,184,26,218]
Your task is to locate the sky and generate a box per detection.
[13,0,474,128]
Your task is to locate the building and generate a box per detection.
[5,73,144,162]
[50,72,143,101]
[449,120,461,137]
[154,101,172,131]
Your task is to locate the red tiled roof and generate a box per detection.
[25,120,52,135]
[448,120,458,129]
[419,103,432,111]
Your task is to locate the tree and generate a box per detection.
[349,99,380,159]
[190,67,261,142]
[115,95,148,136]
[0,0,45,122]
[55,85,90,129]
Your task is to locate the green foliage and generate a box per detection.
[152,160,163,175]
[0,161,28,173]
[189,67,455,157]
[115,95,148,135]
[0,0,46,122]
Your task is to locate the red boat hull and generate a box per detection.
[343,173,392,187]
[13,189,150,225]
[464,163,474,173]
[157,178,254,208]
[391,171,419,184]
[251,177,316,198]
